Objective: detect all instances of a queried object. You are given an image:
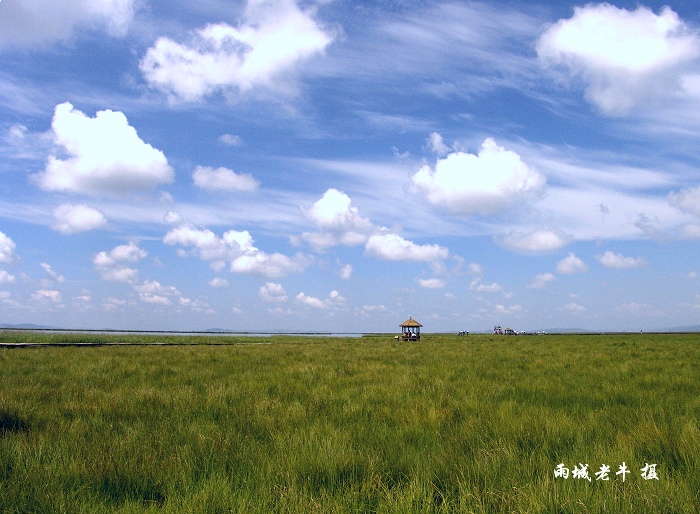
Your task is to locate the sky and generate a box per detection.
[1,0,700,333]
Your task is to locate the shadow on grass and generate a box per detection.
[0,410,30,435]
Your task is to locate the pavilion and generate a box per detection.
[399,316,422,341]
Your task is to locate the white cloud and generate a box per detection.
[218,134,243,147]
[164,224,311,279]
[0,0,135,49]
[133,280,180,306]
[419,278,446,289]
[470,279,503,293]
[556,252,588,274]
[427,132,450,156]
[296,290,345,309]
[139,293,171,306]
[164,211,183,225]
[0,231,17,263]
[179,297,213,313]
[94,241,147,283]
[499,229,569,253]
[537,4,700,116]
[468,262,484,276]
[364,232,448,262]
[301,188,374,251]
[680,224,700,239]
[361,304,387,314]
[32,103,173,195]
[41,263,65,283]
[133,280,180,297]
[164,225,224,260]
[139,0,334,102]
[528,272,555,289]
[597,250,647,269]
[495,304,522,315]
[192,165,259,192]
[230,252,309,279]
[411,137,546,215]
[669,185,700,217]
[259,282,288,302]
[52,204,107,234]
[0,270,15,283]
[563,302,586,312]
[32,290,62,303]
[338,263,353,280]
[209,277,229,288]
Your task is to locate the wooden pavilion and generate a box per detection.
[399,316,422,341]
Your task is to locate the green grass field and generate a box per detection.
[1,331,699,513]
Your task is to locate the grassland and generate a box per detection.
[1,331,699,513]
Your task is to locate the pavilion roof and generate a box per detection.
[399,316,422,327]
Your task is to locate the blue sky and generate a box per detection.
[1,0,700,332]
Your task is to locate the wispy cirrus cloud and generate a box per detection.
[0,0,135,49]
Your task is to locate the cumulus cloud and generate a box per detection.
[427,132,450,156]
[669,185,700,216]
[296,290,345,309]
[179,297,214,313]
[94,241,147,283]
[301,189,374,251]
[597,250,647,269]
[133,280,181,306]
[32,290,63,304]
[209,277,229,288]
[528,272,555,289]
[495,304,522,315]
[41,263,65,283]
[563,302,586,312]
[499,229,569,253]
[556,252,588,274]
[338,263,353,280]
[0,270,15,283]
[364,232,449,262]
[419,278,446,289]
[0,0,135,49]
[32,103,173,195]
[537,4,700,116]
[259,282,288,302]
[218,134,243,147]
[139,0,334,102]
[411,137,546,215]
[52,204,107,234]
[164,224,311,279]
[139,293,172,306]
[470,279,503,293]
[192,165,259,192]
[0,231,17,264]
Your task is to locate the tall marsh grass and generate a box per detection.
[0,332,699,512]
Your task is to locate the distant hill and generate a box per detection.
[0,323,57,330]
